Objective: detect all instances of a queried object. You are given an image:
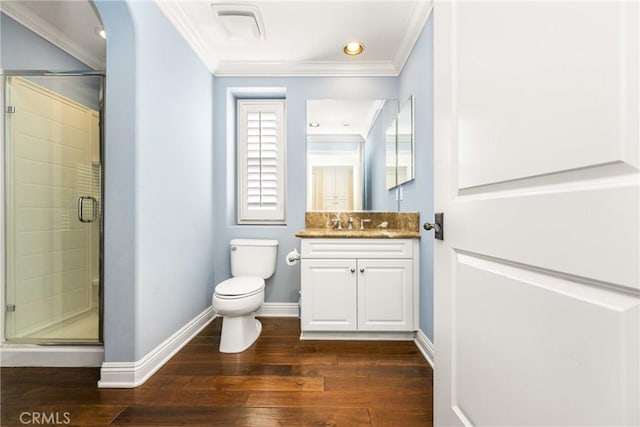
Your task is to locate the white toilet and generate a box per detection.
[212,238,278,353]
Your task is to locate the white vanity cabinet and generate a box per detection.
[301,258,357,331]
[300,238,418,338]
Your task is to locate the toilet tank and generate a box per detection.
[230,239,279,279]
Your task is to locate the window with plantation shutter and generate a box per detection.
[237,100,286,224]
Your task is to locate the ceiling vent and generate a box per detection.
[211,4,266,41]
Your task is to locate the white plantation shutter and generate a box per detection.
[238,100,286,223]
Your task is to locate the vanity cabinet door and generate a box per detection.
[357,259,413,331]
[301,259,357,331]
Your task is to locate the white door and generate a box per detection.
[300,259,357,331]
[331,166,353,210]
[357,259,413,331]
[320,166,353,210]
[433,2,639,426]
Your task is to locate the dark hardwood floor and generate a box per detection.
[1,317,433,426]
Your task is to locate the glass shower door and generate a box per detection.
[4,75,102,343]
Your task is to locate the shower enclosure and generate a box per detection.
[2,73,103,344]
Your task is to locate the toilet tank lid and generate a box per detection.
[230,238,279,247]
[216,277,265,296]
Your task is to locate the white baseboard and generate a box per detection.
[0,345,104,367]
[256,302,299,317]
[98,306,214,388]
[301,331,415,341]
[414,329,434,368]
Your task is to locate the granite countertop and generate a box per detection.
[296,211,421,239]
[295,228,420,239]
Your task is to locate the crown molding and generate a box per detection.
[392,0,433,74]
[0,2,104,70]
[155,0,220,73]
[214,60,399,77]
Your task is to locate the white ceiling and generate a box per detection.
[0,0,431,77]
[157,0,432,76]
[1,1,428,136]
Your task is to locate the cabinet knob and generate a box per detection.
[350,268,355,273]
[360,268,365,273]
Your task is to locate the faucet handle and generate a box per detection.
[360,218,371,230]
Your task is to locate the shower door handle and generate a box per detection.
[78,195,98,223]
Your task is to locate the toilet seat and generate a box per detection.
[215,277,264,299]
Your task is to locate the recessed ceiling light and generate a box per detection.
[343,41,364,56]
[95,27,106,40]
[343,123,350,127]
[309,122,320,128]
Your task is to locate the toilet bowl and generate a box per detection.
[212,239,278,353]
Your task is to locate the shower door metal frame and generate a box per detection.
[0,70,105,345]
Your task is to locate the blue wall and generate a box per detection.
[399,16,434,341]
[92,0,136,362]
[213,77,397,303]
[95,0,215,361]
[353,17,435,340]
[131,1,215,360]
[393,17,435,340]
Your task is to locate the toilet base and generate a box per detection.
[219,314,262,353]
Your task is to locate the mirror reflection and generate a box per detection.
[385,119,397,189]
[306,99,388,211]
[397,95,414,185]
[386,95,415,189]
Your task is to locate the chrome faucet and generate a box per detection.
[347,216,354,230]
[360,218,371,230]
